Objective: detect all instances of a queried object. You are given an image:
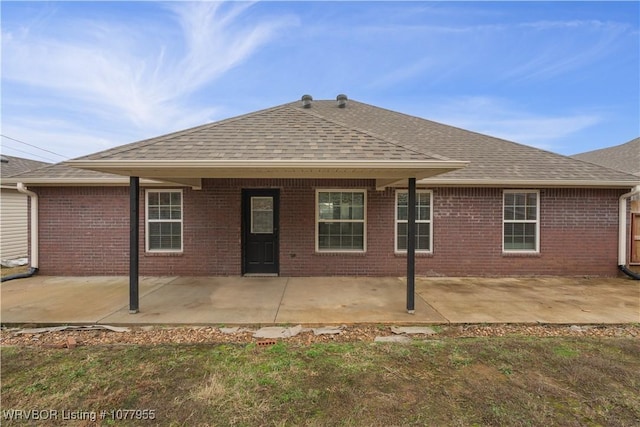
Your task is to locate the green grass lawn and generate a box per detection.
[2,337,639,426]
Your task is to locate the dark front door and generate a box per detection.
[242,189,279,275]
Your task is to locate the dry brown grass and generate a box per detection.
[2,337,639,426]
[0,265,29,278]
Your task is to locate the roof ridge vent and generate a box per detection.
[301,94,313,108]
[336,94,348,108]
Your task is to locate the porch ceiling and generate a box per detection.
[66,159,468,189]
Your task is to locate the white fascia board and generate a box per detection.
[67,159,469,170]
[418,178,640,188]
[0,178,188,187]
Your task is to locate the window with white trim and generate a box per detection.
[503,190,539,252]
[396,190,432,253]
[146,190,183,252]
[316,190,366,252]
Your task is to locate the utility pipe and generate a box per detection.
[2,183,39,282]
[618,185,640,280]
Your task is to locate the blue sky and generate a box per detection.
[1,1,638,163]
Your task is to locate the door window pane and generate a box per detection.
[251,197,273,234]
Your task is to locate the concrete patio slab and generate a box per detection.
[416,277,640,324]
[275,277,446,324]
[100,277,287,324]
[1,275,638,325]
[0,276,172,324]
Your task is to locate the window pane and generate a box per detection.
[339,222,351,235]
[159,206,171,220]
[160,192,171,205]
[418,206,429,221]
[319,203,333,220]
[504,192,537,222]
[317,191,365,251]
[147,191,182,251]
[318,220,364,251]
[504,206,515,221]
[171,207,182,220]
[352,206,364,220]
[148,207,160,220]
[397,206,408,221]
[252,211,273,234]
[148,192,159,205]
[319,192,330,203]
[251,197,273,234]
[396,191,432,251]
[341,235,353,249]
[149,221,181,250]
[417,235,429,250]
[504,193,514,206]
[252,197,272,211]
[504,223,536,250]
[417,222,430,250]
[340,204,352,219]
[353,222,364,236]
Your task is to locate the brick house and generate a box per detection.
[8,96,640,285]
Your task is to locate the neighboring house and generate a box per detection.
[573,137,640,265]
[0,155,49,262]
[7,97,640,280]
[572,137,640,177]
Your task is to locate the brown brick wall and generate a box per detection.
[32,180,626,277]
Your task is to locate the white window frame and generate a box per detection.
[502,190,540,253]
[315,189,367,253]
[145,189,184,253]
[395,189,433,254]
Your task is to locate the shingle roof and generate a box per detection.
[304,100,639,184]
[79,104,446,162]
[10,98,640,186]
[572,137,640,177]
[6,162,126,182]
[1,155,49,178]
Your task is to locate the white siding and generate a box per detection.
[0,188,28,260]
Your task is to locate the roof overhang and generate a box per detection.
[65,159,469,189]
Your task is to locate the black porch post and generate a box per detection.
[407,177,416,313]
[129,176,140,313]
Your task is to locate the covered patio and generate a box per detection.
[2,275,638,325]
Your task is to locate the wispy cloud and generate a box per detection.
[504,20,632,82]
[354,17,633,89]
[419,96,602,152]
[1,2,297,157]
